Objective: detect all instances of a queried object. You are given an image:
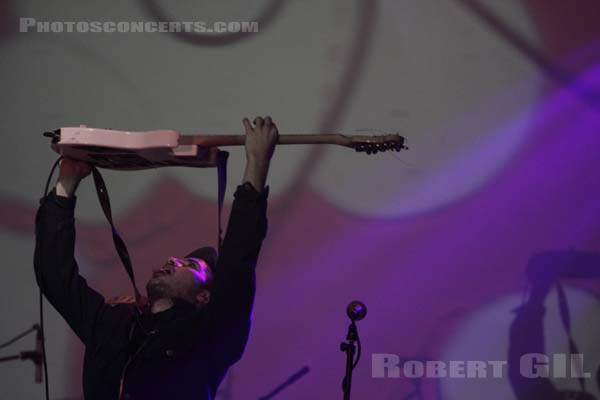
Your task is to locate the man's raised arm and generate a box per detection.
[34,159,105,345]
[209,116,278,365]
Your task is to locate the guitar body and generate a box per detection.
[49,126,219,170]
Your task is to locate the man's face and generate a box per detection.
[146,256,212,305]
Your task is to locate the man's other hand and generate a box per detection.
[243,116,278,164]
[56,158,92,197]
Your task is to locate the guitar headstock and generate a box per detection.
[350,134,407,154]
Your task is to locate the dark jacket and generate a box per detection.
[34,183,268,400]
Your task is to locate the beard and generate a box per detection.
[146,277,174,302]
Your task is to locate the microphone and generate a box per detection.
[346,301,367,322]
[34,324,43,383]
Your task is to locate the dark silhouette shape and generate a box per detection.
[508,250,600,400]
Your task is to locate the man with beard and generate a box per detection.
[34,116,278,399]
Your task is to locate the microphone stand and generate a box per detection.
[340,322,359,400]
[339,301,367,399]
[0,351,41,365]
[0,324,43,383]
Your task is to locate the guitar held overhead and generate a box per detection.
[43,125,407,170]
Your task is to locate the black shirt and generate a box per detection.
[34,184,268,399]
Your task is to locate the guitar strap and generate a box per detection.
[216,150,229,252]
[91,150,229,310]
[91,167,143,307]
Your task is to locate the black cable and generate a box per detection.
[0,325,37,350]
[43,157,62,197]
[39,156,63,400]
[39,290,49,400]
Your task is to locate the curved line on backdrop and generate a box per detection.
[307,0,545,222]
[455,0,600,112]
[139,0,288,46]
[300,0,548,222]
[267,0,380,234]
[138,0,380,233]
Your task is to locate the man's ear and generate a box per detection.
[196,289,211,306]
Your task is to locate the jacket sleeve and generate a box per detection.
[209,183,268,365]
[34,190,105,345]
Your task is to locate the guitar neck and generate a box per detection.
[178,134,350,147]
